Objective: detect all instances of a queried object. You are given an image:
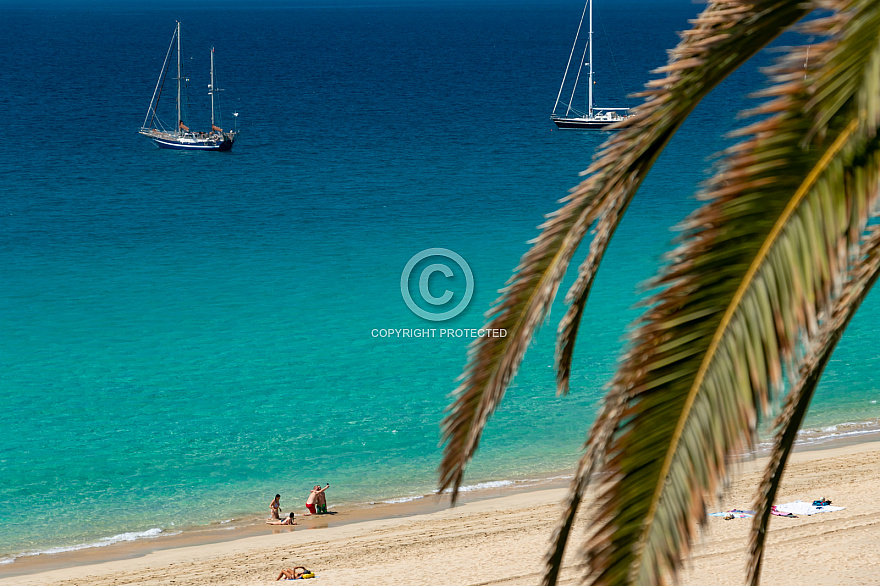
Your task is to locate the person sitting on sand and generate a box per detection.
[276,566,311,580]
[266,512,297,525]
[305,484,328,515]
[270,494,281,520]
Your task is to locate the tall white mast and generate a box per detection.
[176,21,182,134]
[210,47,215,128]
[588,0,593,118]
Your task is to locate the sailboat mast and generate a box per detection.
[588,0,594,118]
[210,48,215,128]
[176,21,182,135]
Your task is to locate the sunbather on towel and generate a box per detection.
[276,566,311,580]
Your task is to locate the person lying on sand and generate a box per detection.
[276,566,311,580]
[266,512,297,525]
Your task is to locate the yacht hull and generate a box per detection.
[552,117,620,130]
[139,128,236,151]
[151,136,234,151]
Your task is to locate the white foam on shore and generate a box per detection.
[523,473,574,483]
[460,480,516,492]
[0,527,175,566]
[381,495,425,504]
[375,479,520,505]
[755,419,880,452]
[797,424,880,443]
[437,479,516,494]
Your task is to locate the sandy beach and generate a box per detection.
[2,438,879,586]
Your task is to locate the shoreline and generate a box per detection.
[0,471,577,580]
[2,428,879,583]
[4,418,877,575]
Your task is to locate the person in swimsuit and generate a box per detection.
[305,484,328,515]
[266,512,296,525]
[276,566,311,580]
[315,486,328,514]
[270,494,281,520]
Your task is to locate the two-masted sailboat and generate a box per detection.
[139,22,238,151]
[551,0,629,130]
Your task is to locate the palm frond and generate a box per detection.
[541,384,630,586]
[581,1,880,583]
[439,0,810,502]
[748,223,880,585]
[555,0,813,396]
[556,209,618,395]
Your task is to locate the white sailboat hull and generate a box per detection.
[552,115,625,130]
[140,128,236,151]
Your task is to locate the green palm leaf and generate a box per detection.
[439,0,809,501]
[582,2,880,583]
[748,223,880,585]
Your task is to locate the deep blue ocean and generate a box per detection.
[1,0,879,566]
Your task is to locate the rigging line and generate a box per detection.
[557,100,586,118]
[153,47,173,131]
[214,61,223,128]
[153,114,171,132]
[182,57,192,128]
[597,5,629,109]
[554,0,589,115]
[567,28,591,117]
[143,29,176,128]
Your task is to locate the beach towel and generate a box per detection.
[709,509,755,518]
[774,500,845,516]
[771,506,796,518]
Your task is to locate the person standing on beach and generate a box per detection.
[270,494,281,520]
[305,484,328,515]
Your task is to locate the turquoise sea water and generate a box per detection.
[1,0,879,566]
